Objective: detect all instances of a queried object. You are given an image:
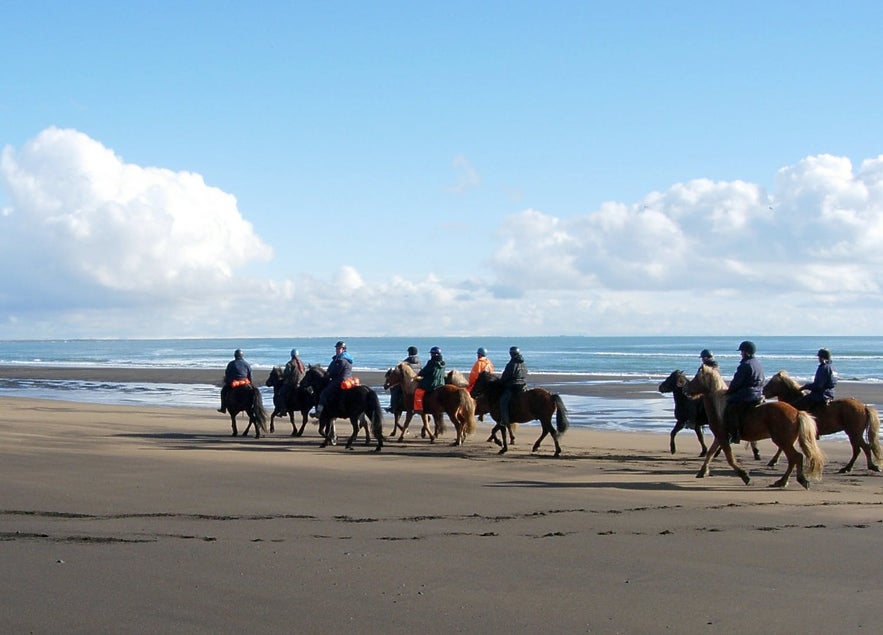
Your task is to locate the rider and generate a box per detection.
[793,348,837,411]
[283,348,306,388]
[218,349,252,413]
[467,347,495,393]
[723,340,764,443]
[311,341,353,419]
[699,349,719,370]
[499,346,527,429]
[388,346,420,413]
[414,346,445,412]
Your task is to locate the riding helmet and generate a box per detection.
[407,346,418,356]
[234,349,243,359]
[290,348,299,358]
[509,346,520,357]
[700,349,713,358]
[477,347,487,357]
[738,340,756,355]
[817,348,831,360]
[335,341,346,350]
[430,346,442,357]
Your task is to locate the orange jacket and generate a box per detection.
[468,356,494,391]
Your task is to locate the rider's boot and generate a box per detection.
[310,405,323,420]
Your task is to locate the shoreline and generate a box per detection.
[1,363,881,405]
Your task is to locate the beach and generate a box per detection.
[2,368,882,633]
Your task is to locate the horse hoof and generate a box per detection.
[739,473,751,485]
[695,471,706,479]
[498,448,507,455]
[837,466,850,474]
[871,465,881,472]
[798,477,810,490]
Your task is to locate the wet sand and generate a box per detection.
[1,366,882,633]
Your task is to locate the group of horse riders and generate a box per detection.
[701,341,838,444]
[217,342,531,427]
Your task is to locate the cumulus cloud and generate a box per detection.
[0,127,271,305]
[1,126,882,337]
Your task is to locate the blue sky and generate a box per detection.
[2,1,882,338]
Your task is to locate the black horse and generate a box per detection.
[221,384,268,438]
[299,365,385,452]
[659,369,761,460]
[470,371,569,456]
[265,366,315,436]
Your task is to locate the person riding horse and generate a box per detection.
[699,349,719,369]
[724,340,765,443]
[499,346,527,430]
[793,348,838,412]
[414,346,445,412]
[388,346,420,413]
[218,349,252,414]
[310,341,353,419]
[282,347,306,395]
[468,347,494,392]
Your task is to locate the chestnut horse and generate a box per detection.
[470,371,569,456]
[658,370,761,460]
[685,364,824,488]
[265,366,315,436]
[762,370,881,473]
[383,362,477,445]
[299,365,384,452]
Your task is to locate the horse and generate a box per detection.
[658,370,762,460]
[299,365,384,452]
[384,362,477,445]
[221,383,268,439]
[470,371,569,456]
[762,370,881,473]
[684,364,825,488]
[264,366,315,436]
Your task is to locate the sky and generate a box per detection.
[2,1,883,339]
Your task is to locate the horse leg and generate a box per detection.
[296,411,308,437]
[751,441,761,461]
[230,413,239,437]
[670,421,685,454]
[838,433,863,473]
[362,414,372,446]
[767,448,782,468]
[771,443,802,488]
[344,418,360,450]
[720,442,751,485]
[695,425,708,457]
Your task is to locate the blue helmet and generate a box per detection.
[477,347,487,357]
[430,346,442,357]
[290,348,299,358]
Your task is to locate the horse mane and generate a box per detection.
[695,364,728,426]
[446,369,468,387]
[772,370,802,391]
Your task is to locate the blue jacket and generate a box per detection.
[224,358,252,384]
[727,356,764,403]
[802,361,837,401]
[327,352,354,383]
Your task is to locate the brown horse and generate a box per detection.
[658,369,761,459]
[470,371,569,456]
[685,364,824,488]
[384,362,477,445]
[762,370,881,473]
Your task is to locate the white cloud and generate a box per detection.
[0,127,271,302]
[1,127,883,337]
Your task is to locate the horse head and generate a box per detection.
[763,370,801,401]
[470,370,498,397]
[684,364,726,396]
[383,366,401,390]
[446,369,468,387]
[265,366,283,388]
[657,370,685,394]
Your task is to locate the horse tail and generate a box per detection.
[252,386,268,434]
[461,390,477,436]
[866,406,882,463]
[553,394,569,435]
[367,389,384,441]
[796,411,825,481]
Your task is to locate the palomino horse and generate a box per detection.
[383,362,477,445]
[470,371,569,456]
[684,364,825,488]
[222,384,269,439]
[763,370,881,473]
[264,366,315,436]
[299,365,384,452]
[658,370,762,460]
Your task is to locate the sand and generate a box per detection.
[1,368,882,633]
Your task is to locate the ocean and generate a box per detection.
[2,336,881,434]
